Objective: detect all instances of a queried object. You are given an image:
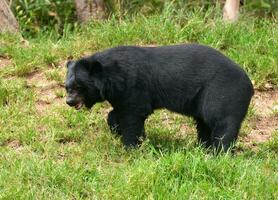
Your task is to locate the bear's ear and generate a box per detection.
[79,58,103,76]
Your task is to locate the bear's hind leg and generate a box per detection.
[210,117,240,152]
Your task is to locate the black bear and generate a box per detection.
[65,44,254,152]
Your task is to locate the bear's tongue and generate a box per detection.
[75,102,83,110]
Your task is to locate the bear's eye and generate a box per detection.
[75,85,82,90]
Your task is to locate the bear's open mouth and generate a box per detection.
[75,102,84,110]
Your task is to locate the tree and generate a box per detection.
[223,0,240,22]
[74,0,106,23]
[0,0,19,32]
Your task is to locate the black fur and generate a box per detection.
[65,44,254,152]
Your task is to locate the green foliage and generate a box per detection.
[244,0,278,16]
[1,7,277,87]
[11,0,278,37]
[11,0,76,36]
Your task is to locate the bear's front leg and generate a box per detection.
[119,115,146,148]
[107,110,121,135]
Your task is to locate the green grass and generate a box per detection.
[0,8,277,199]
[1,7,277,87]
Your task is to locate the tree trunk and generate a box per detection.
[223,0,240,22]
[75,0,106,23]
[0,0,19,32]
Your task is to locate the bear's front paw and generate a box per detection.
[107,111,121,135]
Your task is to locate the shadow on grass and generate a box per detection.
[146,134,198,153]
[146,134,253,156]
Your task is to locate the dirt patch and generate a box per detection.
[4,139,23,151]
[26,69,66,114]
[0,57,12,68]
[252,89,278,116]
[243,115,278,147]
[241,89,278,147]
[250,115,278,137]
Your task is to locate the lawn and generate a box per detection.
[0,8,277,199]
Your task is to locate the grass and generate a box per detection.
[1,7,277,87]
[0,7,278,199]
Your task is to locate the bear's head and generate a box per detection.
[65,57,105,110]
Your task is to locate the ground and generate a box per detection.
[0,10,277,199]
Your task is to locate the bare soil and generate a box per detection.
[4,139,23,151]
[0,57,12,68]
[26,68,66,114]
[241,89,278,147]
